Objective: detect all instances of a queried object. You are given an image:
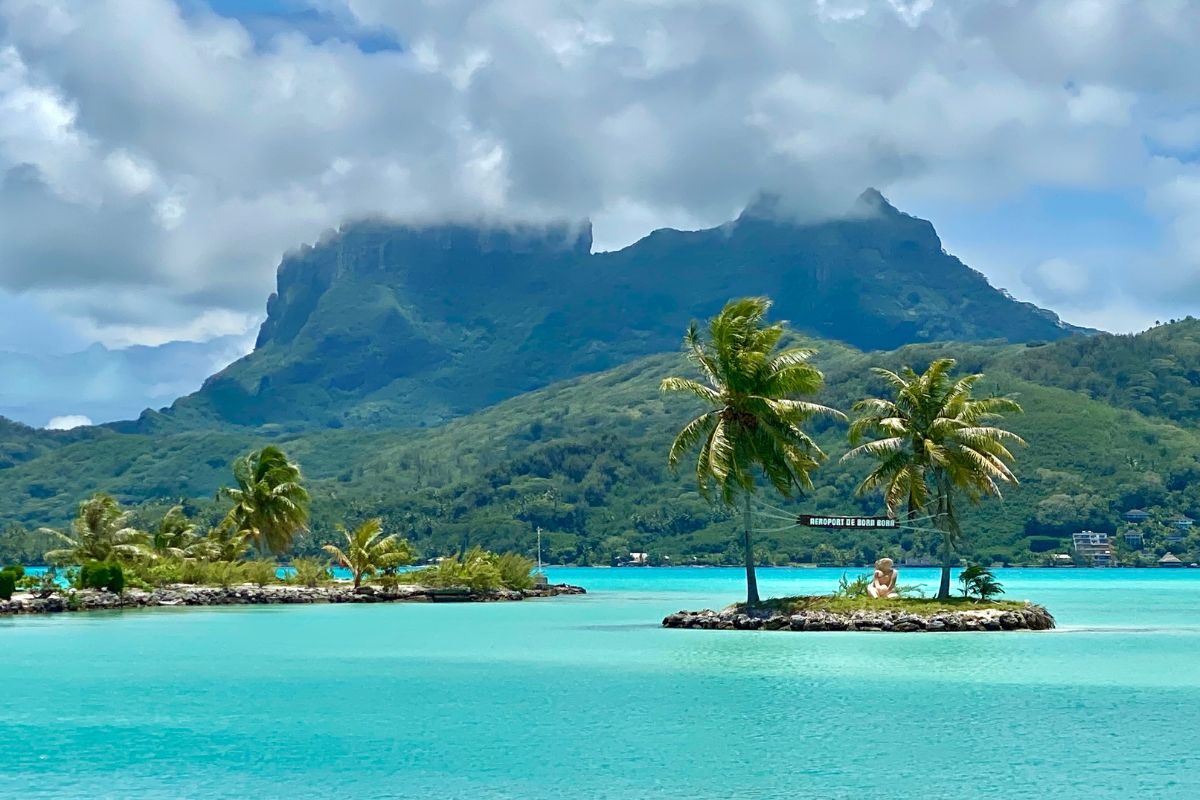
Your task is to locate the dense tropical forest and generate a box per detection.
[4,323,1200,568]
[1,195,1197,570]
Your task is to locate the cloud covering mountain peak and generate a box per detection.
[0,0,1199,346]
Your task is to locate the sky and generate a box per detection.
[2,0,1200,424]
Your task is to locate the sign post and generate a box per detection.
[796,515,898,530]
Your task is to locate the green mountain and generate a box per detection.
[9,191,1195,568]
[4,331,1199,567]
[1008,317,1200,424]
[0,417,103,471]
[135,190,1082,431]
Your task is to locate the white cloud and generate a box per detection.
[104,149,157,196]
[1024,257,1093,303]
[0,0,1198,339]
[45,414,91,430]
[1067,85,1134,126]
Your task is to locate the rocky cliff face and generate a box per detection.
[141,191,1083,430]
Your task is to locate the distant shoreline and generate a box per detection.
[0,582,586,616]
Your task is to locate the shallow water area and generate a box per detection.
[3,567,1198,799]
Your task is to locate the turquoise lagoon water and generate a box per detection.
[3,567,1199,799]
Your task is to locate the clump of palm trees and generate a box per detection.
[664,297,1023,605]
[33,445,540,594]
[39,446,327,588]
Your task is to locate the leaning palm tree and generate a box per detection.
[662,297,843,605]
[204,525,249,562]
[218,446,310,556]
[322,518,416,589]
[842,358,1023,599]
[42,493,152,565]
[151,504,211,559]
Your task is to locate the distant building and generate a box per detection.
[1123,509,1152,523]
[1166,530,1187,545]
[1072,531,1114,566]
[1123,530,1144,549]
[1159,553,1185,568]
[628,552,649,566]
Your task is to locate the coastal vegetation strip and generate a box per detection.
[0,444,570,611]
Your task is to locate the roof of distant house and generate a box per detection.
[1159,553,1183,564]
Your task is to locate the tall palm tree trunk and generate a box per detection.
[937,534,953,600]
[743,492,760,606]
[936,473,954,600]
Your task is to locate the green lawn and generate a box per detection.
[738,595,1031,615]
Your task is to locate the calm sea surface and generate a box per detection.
[3,567,1199,799]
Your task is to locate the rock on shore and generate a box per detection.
[662,603,1055,632]
[0,582,586,615]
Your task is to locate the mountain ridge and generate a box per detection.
[129,189,1086,432]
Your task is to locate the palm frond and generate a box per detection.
[667,412,718,468]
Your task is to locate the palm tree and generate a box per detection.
[218,446,310,556]
[42,493,152,565]
[661,297,843,605]
[842,358,1023,599]
[204,525,250,562]
[151,504,212,559]
[322,518,416,589]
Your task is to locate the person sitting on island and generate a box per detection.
[868,558,898,599]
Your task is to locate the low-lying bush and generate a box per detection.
[16,568,59,596]
[408,547,535,591]
[114,558,283,589]
[0,563,24,600]
[78,561,125,593]
[959,564,1004,601]
[243,560,280,587]
[288,557,331,588]
[204,560,245,589]
[173,559,248,587]
[137,560,186,588]
[178,559,215,585]
[493,552,536,591]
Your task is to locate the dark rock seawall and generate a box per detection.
[1,583,586,615]
[663,603,1055,632]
